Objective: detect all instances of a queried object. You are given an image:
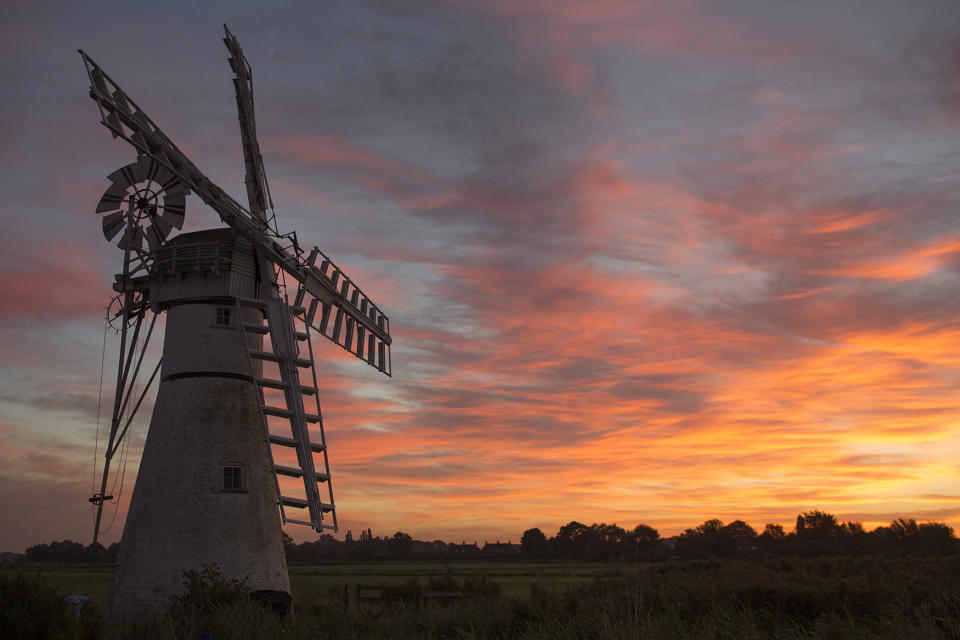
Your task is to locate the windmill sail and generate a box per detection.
[219,26,339,531]
[223,24,272,223]
[78,49,392,375]
[294,249,391,371]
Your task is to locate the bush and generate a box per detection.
[103,564,288,640]
[0,572,84,640]
[168,564,250,614]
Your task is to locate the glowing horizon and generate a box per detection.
[1,0,959,553]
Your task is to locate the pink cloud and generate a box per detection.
[0,242,106,321]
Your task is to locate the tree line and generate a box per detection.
[20,539,119,564]
[520,512,958,561]
[275,512,960,562]
[15,511,957,564]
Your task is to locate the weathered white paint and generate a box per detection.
[109,229,290,616]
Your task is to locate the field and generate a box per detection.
[7,560,620,607]
[289,560,625,601]
[5,557,960,638]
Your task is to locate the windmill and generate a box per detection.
[81,26,392,615]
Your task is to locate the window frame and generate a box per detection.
[213,306,233,328]
[220,462,246,493]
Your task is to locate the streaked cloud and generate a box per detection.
[0,0,958,551]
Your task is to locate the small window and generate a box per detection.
[222,464,245,492]
[215,307,232,327]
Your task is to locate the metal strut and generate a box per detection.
[91,197,161,544]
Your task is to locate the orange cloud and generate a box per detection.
[5,1,960,552]
[809,235,960,281]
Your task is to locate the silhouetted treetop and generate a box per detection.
[520,527,548,558]
[796,511,840,539]
[14,513,958,565]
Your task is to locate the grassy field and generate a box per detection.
[16,565,113,604]
[4,560,619,609]
[289,560,624,602]
[5,557,960,638]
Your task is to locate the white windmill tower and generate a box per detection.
[81,26,392,615]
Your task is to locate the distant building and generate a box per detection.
[411,540,448,556]
[448,542,481,556]
[482,541,520,556]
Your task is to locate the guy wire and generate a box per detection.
[91,309,109,521]
[103,379,137,536]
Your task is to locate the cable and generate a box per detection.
[91,311,109,523]
[103,313,139,536]
[103,379,136,536]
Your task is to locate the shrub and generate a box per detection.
[168,563,250,614]
[0,572,83,640]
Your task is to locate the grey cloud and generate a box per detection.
[607,375,708,414]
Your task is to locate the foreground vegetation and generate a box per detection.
[5,556,959,639]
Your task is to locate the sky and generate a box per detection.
[1,0,960,552]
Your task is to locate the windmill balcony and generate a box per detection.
[149,228,259,309]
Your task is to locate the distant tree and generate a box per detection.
[722,520,758,556]
[24,543,48,563]
[842,521,864,535]
[586,523,630,560]
[723,520,756,538]
[874,519,957,555]
[353,528,378,558]
[26,540,86,563]
[699,519,725,533]
[389,531,413,559]
[795,511,841,556]
[761,523,784,539]
[520,528,548,559]
[795,511,839,539]
[632,524,659,545]
[552,521,589,559]
[838,522,866,555]
[758,524,785,555]
[318,533,337,547]
[85,542,107,563]
[632,524,660,558]
[918,522,957,555]
[281,532,294,552]
[676,520,736,558]
[888,518,922,552]
[288,533,342,562]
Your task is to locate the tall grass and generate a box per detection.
[518,556,960,639]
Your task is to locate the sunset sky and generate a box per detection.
[2,1,960,552]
